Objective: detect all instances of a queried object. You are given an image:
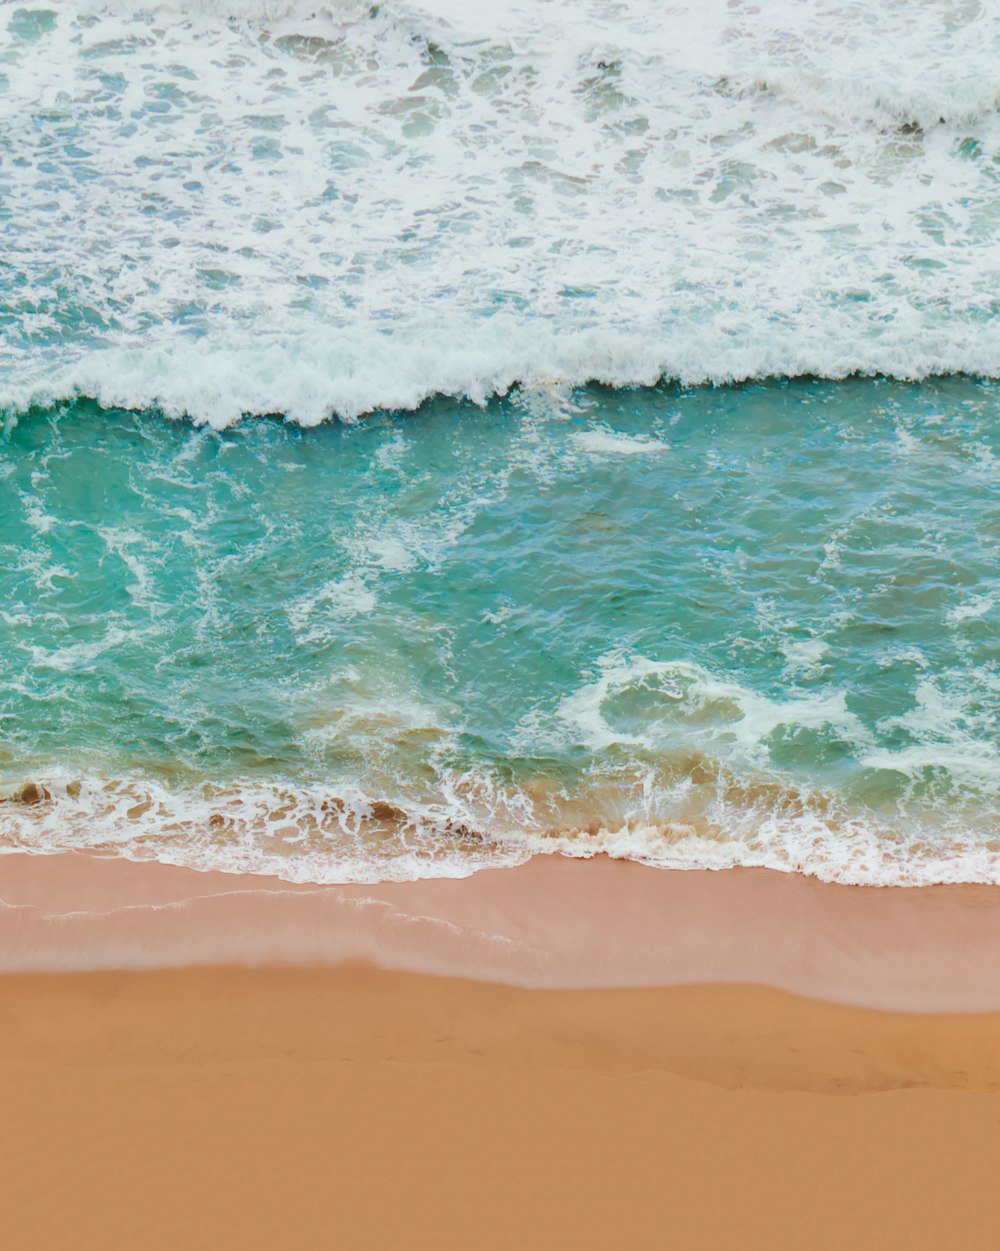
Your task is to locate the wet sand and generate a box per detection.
[3,853,1000,1250]
[5,852,1000,1008]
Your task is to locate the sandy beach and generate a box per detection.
[2,853,1000,1250]
[7,3,1000,1247]
[3,965,1000,1251]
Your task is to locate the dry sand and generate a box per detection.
[3,853,1000,1250]
[3,966,1000,1251]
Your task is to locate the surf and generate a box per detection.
[3,0,1000,425]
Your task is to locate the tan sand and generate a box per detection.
[4,852,1000,1250]
[2,964,1000,1251]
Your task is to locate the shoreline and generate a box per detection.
[4,850,1000,1009]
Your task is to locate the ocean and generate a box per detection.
[2,0,999,885]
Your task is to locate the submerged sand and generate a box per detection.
[3,853,1000,1250]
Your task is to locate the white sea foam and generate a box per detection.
[571,428,669,456]
[3,759,1000,887]
[3,0,1000,424]
[948,593,997,624]
[863,677,1000,797]
[781,637,829,679]
[549,650,870,764]
[286,572,377,638]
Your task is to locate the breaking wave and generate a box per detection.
[3,0,1000,424]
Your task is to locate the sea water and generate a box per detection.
[3,379,999,884]
[1,2,999,884]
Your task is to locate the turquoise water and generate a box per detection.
[2,377,999,883]
[4,1,1000,884]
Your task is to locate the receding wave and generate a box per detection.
[2,763,999,887]
[4,0,1000,424]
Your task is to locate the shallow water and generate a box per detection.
[3,1,1000,883]
[2,377,999,883]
